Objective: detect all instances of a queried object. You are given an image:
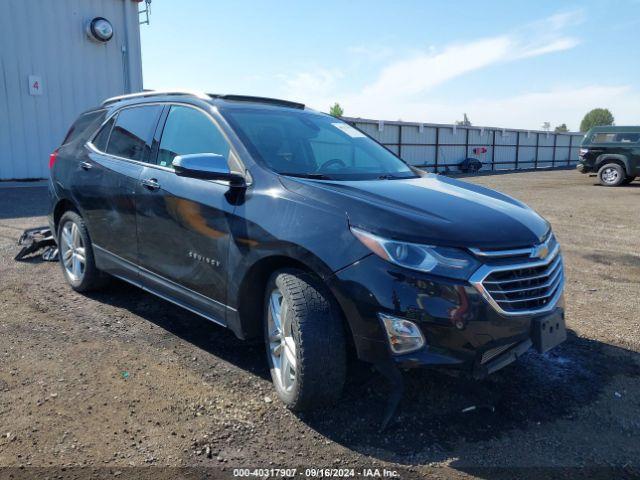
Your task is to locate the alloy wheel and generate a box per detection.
[267,288,297,393]
[601,167,619,184]
[60,221,86,282]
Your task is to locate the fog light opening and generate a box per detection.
[379,313,426,354]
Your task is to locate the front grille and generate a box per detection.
[470,239,564,316]
[484,254,563,313]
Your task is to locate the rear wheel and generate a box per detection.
[57,211,108,292]
[598,163,625,187]
[264,269,346,411]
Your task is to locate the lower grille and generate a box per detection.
[481,342,516,364]
[470,240,564,316]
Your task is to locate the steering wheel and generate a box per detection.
[317,158,346,171]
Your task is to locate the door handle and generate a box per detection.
[141,178,160,190]
[80,161,93,170]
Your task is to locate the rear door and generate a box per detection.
[135,104,237,324]
[58,110,107,222]
[82,104,163,276]
[616,132,640,175]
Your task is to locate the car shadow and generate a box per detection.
[293,333,640,465]
[85,279,272,380]
[592,181,640,188]
[86,279,640,474]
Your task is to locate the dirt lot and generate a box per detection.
[0,170,639,479]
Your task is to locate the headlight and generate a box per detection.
[350,226,480,280]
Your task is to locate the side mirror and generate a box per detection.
[172,153,245,185]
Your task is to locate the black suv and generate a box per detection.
[48,91,566,411]
[577,126,640,186]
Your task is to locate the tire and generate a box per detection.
[57,211,108,292]
[263,269,346,411]
[597,163,625,187]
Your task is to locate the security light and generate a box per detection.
[87,17,113,43]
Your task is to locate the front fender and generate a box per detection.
[596,154,631,176]
[223,182,370,339]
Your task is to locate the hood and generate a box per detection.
[280,174,550,249]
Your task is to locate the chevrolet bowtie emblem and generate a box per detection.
[531,243,549,260]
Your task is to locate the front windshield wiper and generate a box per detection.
[279,172,334,180]
[377,174,412,180]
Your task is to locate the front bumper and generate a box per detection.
[327,254,565,376]
[576,162,592,174]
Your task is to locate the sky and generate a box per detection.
[140,0,640,131]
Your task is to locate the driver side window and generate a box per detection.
[158,105,230,168]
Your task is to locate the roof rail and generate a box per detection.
[101,90,210,106]
[208,94,305,110]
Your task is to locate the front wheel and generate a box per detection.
[264,269,346,411]
[597,163,625,187]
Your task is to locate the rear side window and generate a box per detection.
[591,132,640,143]
[157,105,230,168]
[62,110,106,145]
[617,133,640,143]
[92,117,115,152]
[106,105,163,161]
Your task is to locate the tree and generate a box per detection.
[580,108,614,132]
[541,121,551,132]
[329,102,344,117]
[455,113,472,126]
[554,123,569,133]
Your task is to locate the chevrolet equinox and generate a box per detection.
[48,91,566,411]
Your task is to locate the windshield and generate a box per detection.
[221,107,418,180]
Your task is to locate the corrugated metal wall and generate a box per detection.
[0,0,143,180]
[344,117,584,173]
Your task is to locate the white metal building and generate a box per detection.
[0,0,144,180]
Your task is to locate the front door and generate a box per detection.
[135,104,237,324]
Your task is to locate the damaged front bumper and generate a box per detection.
[327,254,566,377]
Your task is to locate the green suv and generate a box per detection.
[577,126,640,186]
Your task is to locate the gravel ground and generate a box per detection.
[0,170,638,479]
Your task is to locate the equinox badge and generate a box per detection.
[188,251,221,267]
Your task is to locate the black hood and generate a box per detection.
[280,174,550,249]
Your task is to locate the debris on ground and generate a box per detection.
[462,404,496,413]
[15,226,58,262]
